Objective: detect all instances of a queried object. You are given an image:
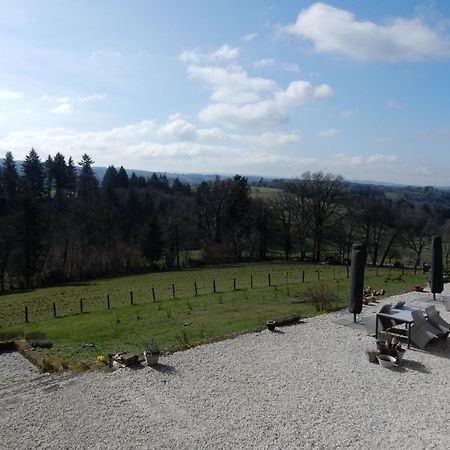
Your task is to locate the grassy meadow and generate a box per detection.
[0,262,427,366]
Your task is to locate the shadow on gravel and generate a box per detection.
[151,363,176,375]
[399,359,430,374]
[270,329,285,335]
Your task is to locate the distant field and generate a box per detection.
[250,186,282,198]
[0,262,427,366]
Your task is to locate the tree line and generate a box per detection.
[1,148,449,291]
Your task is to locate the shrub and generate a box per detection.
[309,282,334,312]
[40,356,62,373]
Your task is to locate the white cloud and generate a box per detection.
[367,154,398,163]
[318,128,338,137]
[281,63,301,73]
[78,94,107,103]
[179,44,240,63]
[341,110,353,118]
[254,58,276,67]
[284,3,450,61]
[43,93,106,103]
[0,89,24,101]
[51,103,73,114]
[189,65,332,129]
[212,44,239,60]
[243,33,258,42]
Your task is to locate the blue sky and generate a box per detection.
[1,1,450,185]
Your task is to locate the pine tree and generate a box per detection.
[66,156,77,196]
[1,152,19,210]
[78,154,98,200]
[44,155,54,198]
[116,166,129,189]
[22,148,45,198]
[52,152,68,197]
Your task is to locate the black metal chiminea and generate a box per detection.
[349,243,366,322]
[430,235,444,300]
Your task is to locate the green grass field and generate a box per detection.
[0,262,427,367]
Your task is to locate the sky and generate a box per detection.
[1,1,450,186]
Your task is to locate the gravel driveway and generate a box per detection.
[1,288,450,449]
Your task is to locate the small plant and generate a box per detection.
[40,356,62,373]
[144,340,160,355]
[176,329,189,348]
[187,301,193,311]
[309,282,334,312]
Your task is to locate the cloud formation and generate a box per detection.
[0,89,24,101]
[188,64,332,129]
[179,44,240,63]
[284,3,450,61]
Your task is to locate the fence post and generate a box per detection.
[107,293,111,309]
[213,280,216,293]
[346,265,349,279]
[53,302,56,318]
[233,278,236,291]
[285,272,288,285]
[25,306,29,323]
[80,298,83,313]
[152,288,156,302]
[194,282,198,296]
[250,275,253,289]
[302,270,305,283]
[172,284,176,299]
[317,269,320,281]
[130,291,134,305]
[268,273,271,286]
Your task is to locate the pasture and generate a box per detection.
[0,262,427,366]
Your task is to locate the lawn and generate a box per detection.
[0,262,427,366]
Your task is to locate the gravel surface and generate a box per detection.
[2,288,450,449]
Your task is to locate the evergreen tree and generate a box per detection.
[78,154,98,200]
[66,156,77,196]
[52,152,68,197]
[116,166,129,189]
[21,148,45,198]
[1,151,19,209]
[44,155,54,198]
[102,165,118,190]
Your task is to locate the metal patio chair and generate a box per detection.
[410,309,442,349]
[425,305,450,336]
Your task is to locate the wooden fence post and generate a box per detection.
[268,273,271,286]
[53,302,56,318]
[130,291,134,305]
[107,293,111,309]
[250,275,253,289]
[172,284,176,299]
[24,306,28,323]
[152,288,156,302]
[302,270,305,283]
[213,280,216,293]
[80,298,83,313]
[233,278,236,291]
[194,282,198,296]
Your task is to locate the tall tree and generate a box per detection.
[296,171,345,262]
[78,154,98,200]
[1,151,19,209]
[21,148,45,198]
